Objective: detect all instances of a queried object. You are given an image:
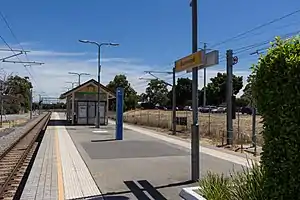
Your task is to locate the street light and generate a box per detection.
[65,81,77,89]
[78,39,119,128]
[68,72,90,85]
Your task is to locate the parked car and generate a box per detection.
[184,106,192,111]
[241,106,252,115]
[216,107,226,113]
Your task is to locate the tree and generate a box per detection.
[240,76,254,106]
[139,93,148,102]
[206,72,243,105]
[106,74,138,111]
[175,78,192,106]
[167,78,203,107]
[4,75,33,113]
[251,37,300,199]
[145,79,169,106]
[235,98,248,107]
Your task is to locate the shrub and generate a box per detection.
[198,162,264,200]
[198,171,231,200]
[230,162,264,200]
[251,36,300,199]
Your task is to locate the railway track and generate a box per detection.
[0,112,51,200]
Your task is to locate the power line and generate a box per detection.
[0,11,42,90]
[211,8,300,48]
[0,34,38,85]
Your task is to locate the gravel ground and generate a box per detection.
[0,114,46,155]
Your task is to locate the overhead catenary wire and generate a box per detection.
[0,11,43,92]
[210,8,300,48]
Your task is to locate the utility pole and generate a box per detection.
[226,50,233,145]
[29,88,33,119]
[172,67,176,135]
[38,94,42,115]
[203,43,207,107]
[191,0,199,181]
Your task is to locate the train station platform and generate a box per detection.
[21,112,249,200]
[20,112,101,200]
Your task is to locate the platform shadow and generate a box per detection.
[71,194,129,200]
[103,179,195,200]
[47,119,69,126]
[91,139,116,143]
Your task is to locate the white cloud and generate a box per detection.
[87,57,142,64]
[0,45,252,102]
[0,47,152,101]
[28,50,87,57]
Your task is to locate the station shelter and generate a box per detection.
[59,79,116,125]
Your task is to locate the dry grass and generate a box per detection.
[123,109,263,146]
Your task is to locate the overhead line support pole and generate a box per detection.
[191,0,199,181]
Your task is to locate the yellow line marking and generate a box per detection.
[55,127,65,200]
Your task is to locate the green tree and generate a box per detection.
[145,79,169,106]
[240,76,254,106]
[206,72,243,105]
[235,97,248,107]
[139,93,148,102]
[106,74,138,111]
[167,78,203,107]
[4,75,32,113]
[251,36,300,199]
[175,78,192,106]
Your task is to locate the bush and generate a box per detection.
[198,162,264,200]
[198,171,231,200]
[251,36,300,199]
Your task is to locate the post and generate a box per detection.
[0,97,3,128]
[252,107,257,155]
[172,67,176,135]
[203,43,207,107]
[38,94,41,115]
[71,92,75,125]
[191,0,199,181]
[78,74,81,86]
[96,45,101,128]
[30,89,33,119]
[116,87,124,140]
[226,49,233,145]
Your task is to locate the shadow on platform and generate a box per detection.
[73,195,129,200]
[91,139,117,143]
[102,179,195,200]
[47,119,69,126]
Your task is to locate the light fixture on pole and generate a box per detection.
[68,72,91,85]
[78,39,119,128]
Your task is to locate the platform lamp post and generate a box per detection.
[78,39,119,128]
[68,72,91,86]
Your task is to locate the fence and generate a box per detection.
[123,109,263,147]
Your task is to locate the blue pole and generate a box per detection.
[116,87,124,140]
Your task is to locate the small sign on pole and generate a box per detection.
[233,56,238,65]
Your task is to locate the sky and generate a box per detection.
[1,0,300,101]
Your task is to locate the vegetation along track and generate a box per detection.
[0,112,51,199]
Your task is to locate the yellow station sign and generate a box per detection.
[175,50,204,72]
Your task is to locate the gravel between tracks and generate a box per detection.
[0,114,45,155]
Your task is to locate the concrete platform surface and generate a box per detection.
[64,114,244,200]
[21,112,101,200]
